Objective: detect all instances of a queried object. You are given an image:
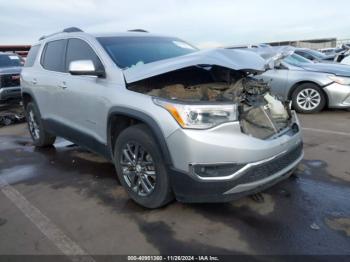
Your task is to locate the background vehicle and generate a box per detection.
[227,43,271,49]
[294,48,335,62]
[335,46,350,63]
[260,52,350,113]
[21,28,303,208]
[319,47,343,56]
[0,52,22,102]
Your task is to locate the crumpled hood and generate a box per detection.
[0,66,22,75]
[123,48,267,83]
[300,63,350,77]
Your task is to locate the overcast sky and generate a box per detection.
[0,0,349,48]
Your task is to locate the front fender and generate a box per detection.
[107,106,173,166]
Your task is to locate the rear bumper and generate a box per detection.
[169,143,303,203]
[323,83,350,108]
[0,86,21,101]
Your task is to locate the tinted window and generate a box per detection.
[24,45,40,67]
[66,39,102,71]
[0,54,22,68]
[41,40,67,72]
[97,36,197,69]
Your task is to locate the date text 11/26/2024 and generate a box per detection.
[127,256,220,261]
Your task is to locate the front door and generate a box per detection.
[59,38,109,148]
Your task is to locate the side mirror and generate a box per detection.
[69,60,105,77]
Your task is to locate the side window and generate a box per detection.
[41,40,67,72]
[24,45,40,67]
[66,38,103,71]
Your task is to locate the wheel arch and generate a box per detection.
[22,91,34,108]
[107,107,173,166]
[21,90,43,111]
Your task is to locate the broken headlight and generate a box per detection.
[153,98,238,129]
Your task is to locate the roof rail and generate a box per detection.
[63,27,83,33]
[39,27,84,41]
[128,29,148,33]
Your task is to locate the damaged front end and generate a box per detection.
[237,77,293,139]
[124,49,295,139]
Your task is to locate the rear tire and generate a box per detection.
[25,102,56,147]
[292,83,326,113]
[113,124,173,208]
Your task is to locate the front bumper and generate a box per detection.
[0,86,21,101]
[323,83,350,108]
[166,111,303,202]
[170,142,303,203]
[166,112,303,173]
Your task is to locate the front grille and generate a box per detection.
[234,143,303,184]
[0,74,20,88]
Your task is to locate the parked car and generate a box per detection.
[294,48,335,62]
[319,47,343,56]
[0,52,22,102]
[260,52,350,113]
[228,43,271,49]
[21,27,303,208]
[335,46,350,63]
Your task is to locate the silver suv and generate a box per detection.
[21,27,303,208]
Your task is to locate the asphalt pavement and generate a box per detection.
[0,110,349,259]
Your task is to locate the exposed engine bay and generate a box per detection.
[128,66,292,139]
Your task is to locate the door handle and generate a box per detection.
[31,79,37,85]
[58,82,67,89]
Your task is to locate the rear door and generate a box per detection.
[35,39,67,121]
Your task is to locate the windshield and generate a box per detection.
[284,53,313,66]
[97,36,198,69]
[0,54,22,68]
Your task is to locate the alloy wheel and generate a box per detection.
[28,110,40,140]
[296,88,321,111]
[120,142,156,197]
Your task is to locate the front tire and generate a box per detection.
[113,124,173,208]
[25,102,56,147]
[292,83,326,113]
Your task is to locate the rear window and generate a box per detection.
[0,54,22,68]
[97,36,197,69]
[41,39,67,72]
[24,45,40,67]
